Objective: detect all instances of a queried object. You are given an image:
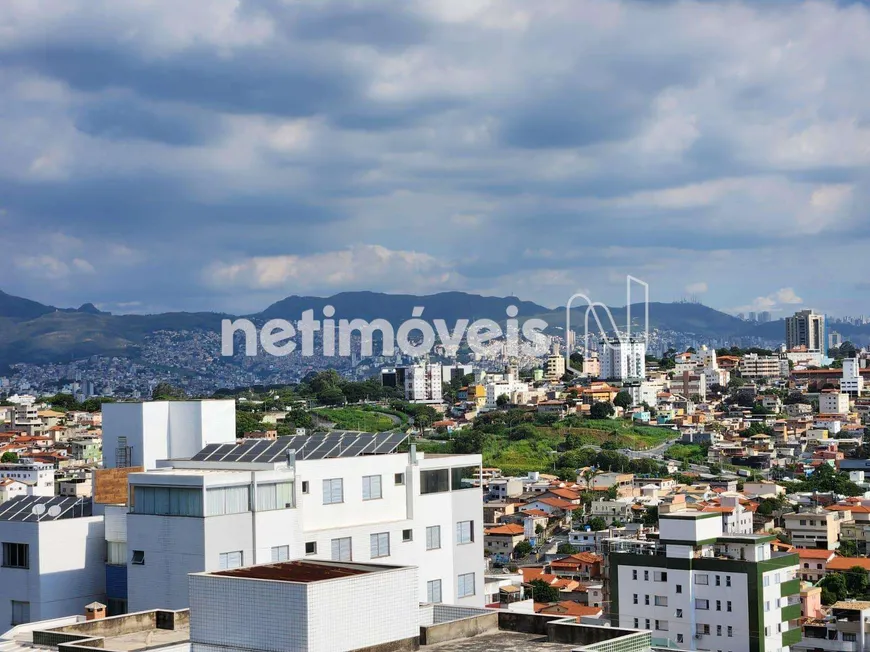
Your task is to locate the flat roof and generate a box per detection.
[209,560,403,583]
[424,631,579,651]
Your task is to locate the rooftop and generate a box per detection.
[0,496,93,522]
[424,632,579,651]
[208,559,402,583]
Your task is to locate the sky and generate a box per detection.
[1,0,869,317]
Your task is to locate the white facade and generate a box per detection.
[611,513,800,652]
[483,377,529,410]
[189,561,419,652]
[819,392,850,415]
[0,464,54,497]
[404,363,443,403]
[0,512,105,628]
[842,358,865,395]
[126,449,484,613]
[600,337,646,381]
[102,400,236,470]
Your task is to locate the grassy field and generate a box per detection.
[313,407,397,432]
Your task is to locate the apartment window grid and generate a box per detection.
[426,526,441,550]
[271,545,290,562]
[331,537,352,562]
[362,475,382,501]
[457,572,475,598]
[323,478,344,505]
[370,532,390,558]
[456,520,474,545]
[2,542,29,569]
[219,551,243,570]
[427,579,442,603]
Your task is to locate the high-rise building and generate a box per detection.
[403,362,443,404]
[785,309,826,353]
[609,511,800,652]
[758,311,772,323]
[599,337,646,381]
[841,358,865,395]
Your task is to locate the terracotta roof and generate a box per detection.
[798,549,837,560]
[545,488,582,501]
[535,601,604,620]
[485,524,525,536]
[521,509,550,518]
[551,552,602,566]
[827,505,870,514]
[826,557,870,572]
[700,506,735,514]
[532,497,576,510]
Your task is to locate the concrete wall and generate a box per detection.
[419,612,498,645]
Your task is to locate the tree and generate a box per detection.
[557,543,578,555]
[152,383,186,401]
[588,516,608,531]
[496,393,510,408]
[528,578,561,603]
[236,411,264,438]
[590,401,615,420]
[535,523,545,535]
[514,541,533,558]
[819,573,849,605]
[508,423,538,441]
[614,391,633,409]
[643,506,659,526]
[845,566,870,599]
[317,386,346,406]
[839,540,859,557]
[0,452,18,463]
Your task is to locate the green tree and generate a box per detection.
[236,411,264,438]
[528,579,561,603]
[643,506,659,526]
[535,523,545,535]
[819,573,849,605]
[152,382,186,401]
[496,394,510,408]
[588,516,608,531]
[317,386,346,406]
[514,541,533,557]
[590,401,615,419]
[1,452,18,463]
[557,543,578,555]
[614,391,633,409]
[839,540,859,557]
[845,566,870,599]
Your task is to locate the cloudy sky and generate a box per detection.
[1,0,868,316]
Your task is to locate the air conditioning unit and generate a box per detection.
[694,634,704,640]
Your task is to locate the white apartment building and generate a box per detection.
[0,463,55,498]
[544,354,566,381]
[0,496,105,629]
[783,508,847,550]
[739,354,789,379]
[842,358,865,396]
[125,434,484,612]
[819,391,850,415]
[600,337,646,381]
[102,400,236,470]
[483,376,529,410]
[610,512,801,652]
[404,362,443,404]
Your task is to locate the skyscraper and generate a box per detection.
[785,309,826,353]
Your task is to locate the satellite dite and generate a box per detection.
[564,275,649,375]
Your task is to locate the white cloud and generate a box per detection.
[734,287,804,313]
[685,282,708,295]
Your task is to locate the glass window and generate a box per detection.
[132,550,145,565]
[451,466,479,490]
[107,541,127,566]
[206,486,250,516]
[456,520,474,545]
[726,576,731,587]
[403,529,413,542]
[2,542,29,569]
[302,481,309,494]
[676,609,683,618]
[728,626,733,637]
[370,532,390,558]
[676,584,682,593]
[271,545,289,562]
[727,601,732,612]
[632,570,638,580]
[395,473,405,485]
[655,596,668,607]
[426,526,441,550]
[656,620,668,631]
[10,601,30,626]
[427,579,442,603]
[219,551,243,570]
[458,572,475,597]
[323,479,344,505]
[363,475,382,501]
[695,574,708,585]
[305,542,316,555]
[257,482,294,511]
[696,599,709,610]
[633,594,638,604]
[331,537,352,562]
[134,486,204,517]
[421,469,449,494]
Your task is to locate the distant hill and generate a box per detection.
[0,288,852,367]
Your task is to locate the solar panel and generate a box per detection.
[0,496,92,522]
[190,443,223,461]
[237,439,272,462]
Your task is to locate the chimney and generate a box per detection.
[85,602,106,621]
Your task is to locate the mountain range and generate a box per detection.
[0,288,865,368]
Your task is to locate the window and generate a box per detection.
[323,479,344,505]
[676,584,682,594]
[799,519,806,526]
[257,482,293,511]
[219,551,243,570]
[107,598,128,617]
[698,624,711,635]
[676,609,683,618]
[331,537,352,562]
[458,573,475,598]
[696,599,710,610]
[655,596,668,607]
[107,542,127,566]
[206,486,250,516]
[816,563,823,570]
[362,475,382,501]
[656,620,669,631]
[764,576,770,588]
[426,526,441,550]
[131,550,145,565]
[305,542,317,555]
[456,520,474,545]
[395,473,405,485]
[633,594,639,605]
[370,532,390,558]
[654,571,668,582]
[644,570,649,581]
[715,575,721,586]
[645,619,650,630]
[726,575,731,587]
[271,545,289,562]
[764,601,770,613]
[632,570,638,580]
[135,486,204,517]
[10,601,29,626]
[803,563,809,569]
[677,634,684,644]
[301,481,309,494]
[427,579,442,603]
[843,633,857,643]
[727,626,733,638]
[451,466,478,490]
[717,625,722,636]
[402,529,413,542]
[421,469,449,494]
[716,600,721,612]
[2,543,29,569]
[695,574,709,585]
[645,595,650,606]
[727,601,732,612]
[634,618,639,629]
